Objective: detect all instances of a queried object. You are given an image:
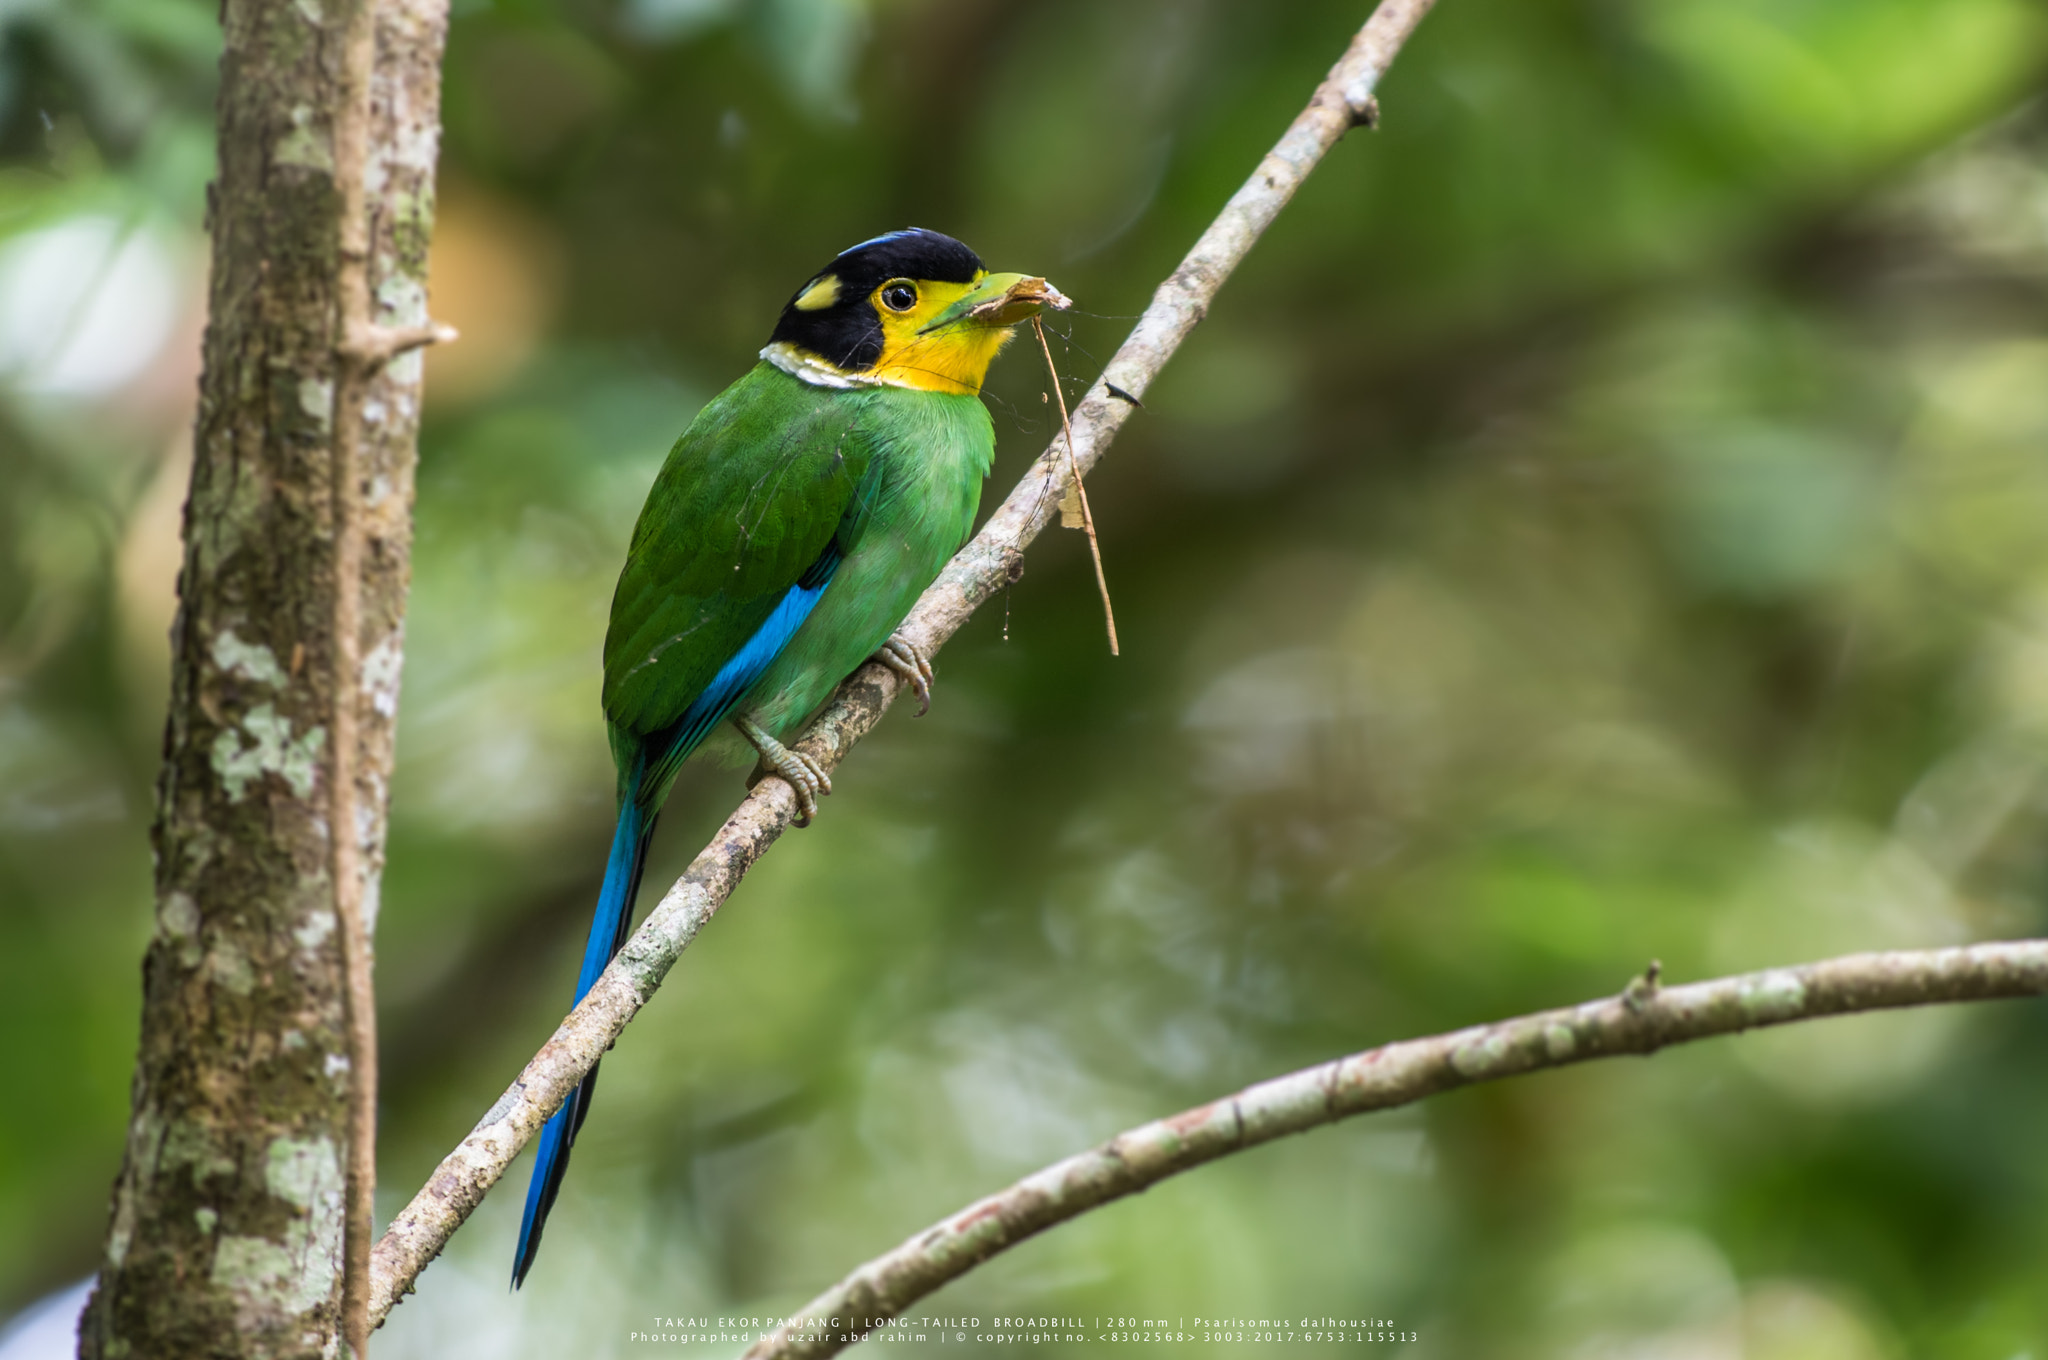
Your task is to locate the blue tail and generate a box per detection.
[511,795,652,1288]
[507,553,845,1287]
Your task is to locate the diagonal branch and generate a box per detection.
[741,942,2048,1360]
[367,0,1440,1322]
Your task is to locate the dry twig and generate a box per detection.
[1032,315,1118,654]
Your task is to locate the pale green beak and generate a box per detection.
[919,272,1072,334]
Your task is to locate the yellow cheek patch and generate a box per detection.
[793,274,840,311]
[868,272,1017,396]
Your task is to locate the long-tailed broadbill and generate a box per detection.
[512,229,1068,1286]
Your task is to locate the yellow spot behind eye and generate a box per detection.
[794,275,841,311]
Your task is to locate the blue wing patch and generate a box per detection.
[635,544,840,806]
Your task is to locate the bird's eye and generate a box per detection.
[880,281,918,312]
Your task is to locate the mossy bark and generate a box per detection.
[79,0,445,1354]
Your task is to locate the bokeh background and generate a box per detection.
[7,0,2048,1355]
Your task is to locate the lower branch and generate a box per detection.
[742,941,2048,1360]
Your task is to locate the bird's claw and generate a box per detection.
[737,718,832,825]
[873,633,934,716]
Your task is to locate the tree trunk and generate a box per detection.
[79,0,446,1352]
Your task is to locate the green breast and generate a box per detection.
[601,364,871,792]
[735,381,995,738]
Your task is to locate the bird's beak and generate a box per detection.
[919,272,1072,334]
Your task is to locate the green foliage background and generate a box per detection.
[6,0,2048,1354]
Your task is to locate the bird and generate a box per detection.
[511,228,1068,1287]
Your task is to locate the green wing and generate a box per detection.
[602,364,877,797]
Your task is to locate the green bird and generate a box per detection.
[512,228,1067,1286]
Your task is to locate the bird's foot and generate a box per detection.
[737,717,832,825]
[873,633,934,716]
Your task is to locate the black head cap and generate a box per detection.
[768,228,984,372]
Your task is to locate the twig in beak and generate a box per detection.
[968,277,1070,326]
[1033,315,1118,656]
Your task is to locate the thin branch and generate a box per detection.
[330,5,454,1355]
[329,0,381,1351]
[367,0,1439,1322]
[741,942,2048,1360]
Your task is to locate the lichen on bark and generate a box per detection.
[79,0,447,1353]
